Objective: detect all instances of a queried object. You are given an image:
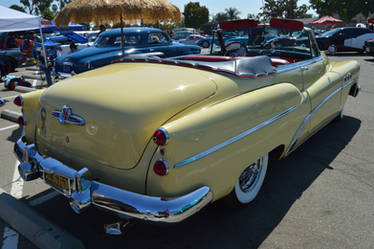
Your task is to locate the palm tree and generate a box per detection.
[225,7,241,20]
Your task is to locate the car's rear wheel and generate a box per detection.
[232,153,269,204]
[201,41,210,48]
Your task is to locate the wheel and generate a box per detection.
[201,40,210,48]
[232,154,269,204]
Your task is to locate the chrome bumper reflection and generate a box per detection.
[14,137,213,223]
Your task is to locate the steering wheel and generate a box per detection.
[224,42,248,57]
[262,37,296,49]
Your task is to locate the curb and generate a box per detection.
[0,109,21,123]
[14,86,37,93]
[0,188,85,249]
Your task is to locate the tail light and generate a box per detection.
[14,96,23,106]
[152,128,169,146]
[17,116,26,126]
[153,160,169,176]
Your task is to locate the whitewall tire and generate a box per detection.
[233,154,269,204]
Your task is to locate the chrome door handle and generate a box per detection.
[301,66,309,71]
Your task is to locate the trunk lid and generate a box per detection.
[36,63,217,170]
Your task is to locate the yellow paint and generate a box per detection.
[19,54,360,200]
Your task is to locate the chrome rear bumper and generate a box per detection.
[14,137,213,223]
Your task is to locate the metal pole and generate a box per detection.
[39,26,53,86]
[120,14,125,57]
[39,27,48,68]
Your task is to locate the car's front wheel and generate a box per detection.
[232,154,269,204]
[201,40,210,48]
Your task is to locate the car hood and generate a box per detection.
[36,62,217,170]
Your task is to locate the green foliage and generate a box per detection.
[211,12,229,24]
[19,0,72,20]
[183,2,209,29]
[259,0,311,20]
[225,7,241,20]
[9,4,26,13]
[309,0,373,22]
[42,8,54,20]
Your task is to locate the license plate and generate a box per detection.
[44,172,70,192]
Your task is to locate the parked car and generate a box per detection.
[0,32,23,68]
[55,27,201,75]
[178,34,205,45]
[14,18,361,225]
[364,39,374,55]
[316,27,374,52]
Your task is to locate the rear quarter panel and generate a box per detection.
[147,83,308,200]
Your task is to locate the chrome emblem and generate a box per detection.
[51,105,85,125]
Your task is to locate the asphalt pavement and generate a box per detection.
[0,54,373,249]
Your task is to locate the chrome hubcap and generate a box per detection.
[239,159,262,192]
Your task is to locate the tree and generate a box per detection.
[183,2,209,29]
[211,12,229,25]
[42,8,55,20]
[260,0,311,20]
[247,13,257,19]
[225,7,241,20]
[20,0,53,15]
[309,0,370,22]
[9,4,26,13]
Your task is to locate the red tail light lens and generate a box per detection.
[153,160,169,176]
[17,116,25,126]
[152,128,169,146]
[14,96,23,106]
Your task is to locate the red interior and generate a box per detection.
[270,18,304,31]
[219,19,258,31]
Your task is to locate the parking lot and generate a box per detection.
[0,53,373,249]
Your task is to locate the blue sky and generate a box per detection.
[1,0,315,18]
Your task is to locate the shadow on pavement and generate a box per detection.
[30,116,361,249]
[7,126,22,143]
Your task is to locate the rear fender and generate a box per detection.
[147,83,308,200]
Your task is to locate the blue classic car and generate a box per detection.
[55,27,201,74]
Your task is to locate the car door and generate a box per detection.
[334,28,354,50]
[303,32,342,134]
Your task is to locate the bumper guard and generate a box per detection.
[14,137,213,223]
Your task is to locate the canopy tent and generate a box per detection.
[309,16,343,26]
[0,5,51,85]
[0,5,41,32]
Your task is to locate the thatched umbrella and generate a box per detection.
[54,0,181,56]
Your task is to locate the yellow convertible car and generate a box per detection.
[13,19,361,223]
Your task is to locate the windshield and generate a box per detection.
[94,34,141,47]
[320,29,339,37]
[212,27,313,58]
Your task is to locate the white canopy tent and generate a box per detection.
[0,5,41,32]
[0,5,51,85]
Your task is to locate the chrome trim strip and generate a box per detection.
[51,105,85,125]
[286,77,358,154]
[276,55,323,74]
[14,137,213,223]
[174,106,297,168]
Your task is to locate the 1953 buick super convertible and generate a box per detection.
[13,19,361,224]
